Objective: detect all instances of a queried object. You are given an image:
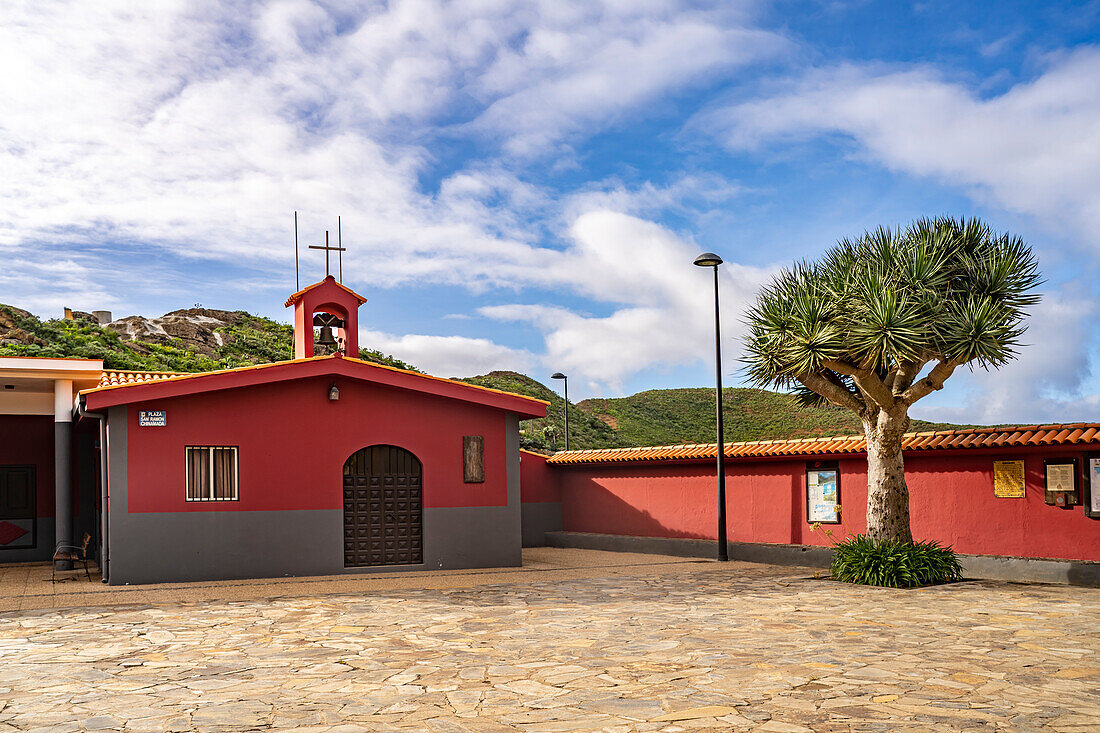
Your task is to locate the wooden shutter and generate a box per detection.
[463,436,484,483]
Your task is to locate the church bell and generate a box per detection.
[316,325,337,348]
[312,312,344,351]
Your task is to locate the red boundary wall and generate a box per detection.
[520,450,558,503]
[528,444,1100,562]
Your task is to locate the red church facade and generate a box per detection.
[72,276,548,585]
[82,356,544,584]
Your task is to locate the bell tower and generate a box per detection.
[285,276,367,358]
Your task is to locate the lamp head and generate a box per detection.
[328,382,340,401]
[693,252,723,267]
[551,372,567,380]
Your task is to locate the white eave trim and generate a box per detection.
[0,357,104,380]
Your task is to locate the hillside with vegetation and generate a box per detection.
[577,388,969,447]
[458,371,616,453]
[2,302,970,451]
[0,303,416,372]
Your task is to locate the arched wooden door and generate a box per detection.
[343,445,423,567]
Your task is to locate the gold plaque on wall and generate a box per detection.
[993,460,1026,498]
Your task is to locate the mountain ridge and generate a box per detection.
[1,303,973,451]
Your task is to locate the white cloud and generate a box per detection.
[0,0,782,313]
[468,8,790,155]
[0,1,790,389]
[480,212,773,391]
[0,256,122,317]
[913,292,1100,425]
[700,46,1100,247]
[698,47,1100,424]
[359,328,535,378]
[563,173,744,221]
[0,1,783,262]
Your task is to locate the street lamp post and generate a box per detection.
[693,252,728,562]
[551,372,569,451]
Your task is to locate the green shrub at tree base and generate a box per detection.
[830,535,964,588]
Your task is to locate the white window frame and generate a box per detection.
[185,446,239,501]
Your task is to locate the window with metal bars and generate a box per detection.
[185,446,238,501]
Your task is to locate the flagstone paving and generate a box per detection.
[0,550,1098,732]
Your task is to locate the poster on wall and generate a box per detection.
[1043,459,1077,506]
[807,463,840,524]
[1087,455,1100,519]
[993,460,1025,498]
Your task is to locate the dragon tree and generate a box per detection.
[743,218,1041,542]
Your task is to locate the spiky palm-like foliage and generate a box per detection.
[831,535,964,587]
[743,218,1041,541]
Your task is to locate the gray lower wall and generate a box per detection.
[521,501,562,547]
[545,531,1100,587]
[104,407,526,585]
[109,509,341,584]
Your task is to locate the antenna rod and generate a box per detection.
[294,211,300,291]
[338,216,343,283]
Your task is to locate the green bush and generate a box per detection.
[830,535,963,588]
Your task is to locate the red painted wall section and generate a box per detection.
[556,445,1100,562]
[561,464,716,539]
[0,415,55,518]
[520,451,559,503]
[125,375,511,513]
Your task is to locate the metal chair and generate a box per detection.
[52,532,92,582]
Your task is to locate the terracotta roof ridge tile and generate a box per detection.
[86,355,550,409]
[546,421,1100,465]
[284,277,368,307]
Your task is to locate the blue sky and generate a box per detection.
[2,1,1099,424]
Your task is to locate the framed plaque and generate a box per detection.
[1084,453,1100,520]
[1043,458,1078,507]
[993,460,1025,498]
[806,460,840,524]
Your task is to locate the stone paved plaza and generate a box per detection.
[1,549,1098,732]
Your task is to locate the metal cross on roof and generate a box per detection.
[308,228,345,279]
[294,212,345,283]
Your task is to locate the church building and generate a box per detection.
[0,276,546,584]
[4,275,1097,587]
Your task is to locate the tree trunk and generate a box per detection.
[863,410,913,543]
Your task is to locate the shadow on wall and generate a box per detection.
[560,461,819,545]
[560,468,715,541]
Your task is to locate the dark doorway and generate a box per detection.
[343,445,423,567]
[0,465,36,550]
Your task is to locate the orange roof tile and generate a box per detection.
[98,370,185,387]
[284,277,367,307]
[82,355,548,420]
[88,356,548,406]
[546,423,1100,466]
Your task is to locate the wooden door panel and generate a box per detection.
[342,447,422,567]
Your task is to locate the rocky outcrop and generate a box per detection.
[108,308,246,356]
[0,304,47,347]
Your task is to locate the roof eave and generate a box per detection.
[81,355,547,419]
